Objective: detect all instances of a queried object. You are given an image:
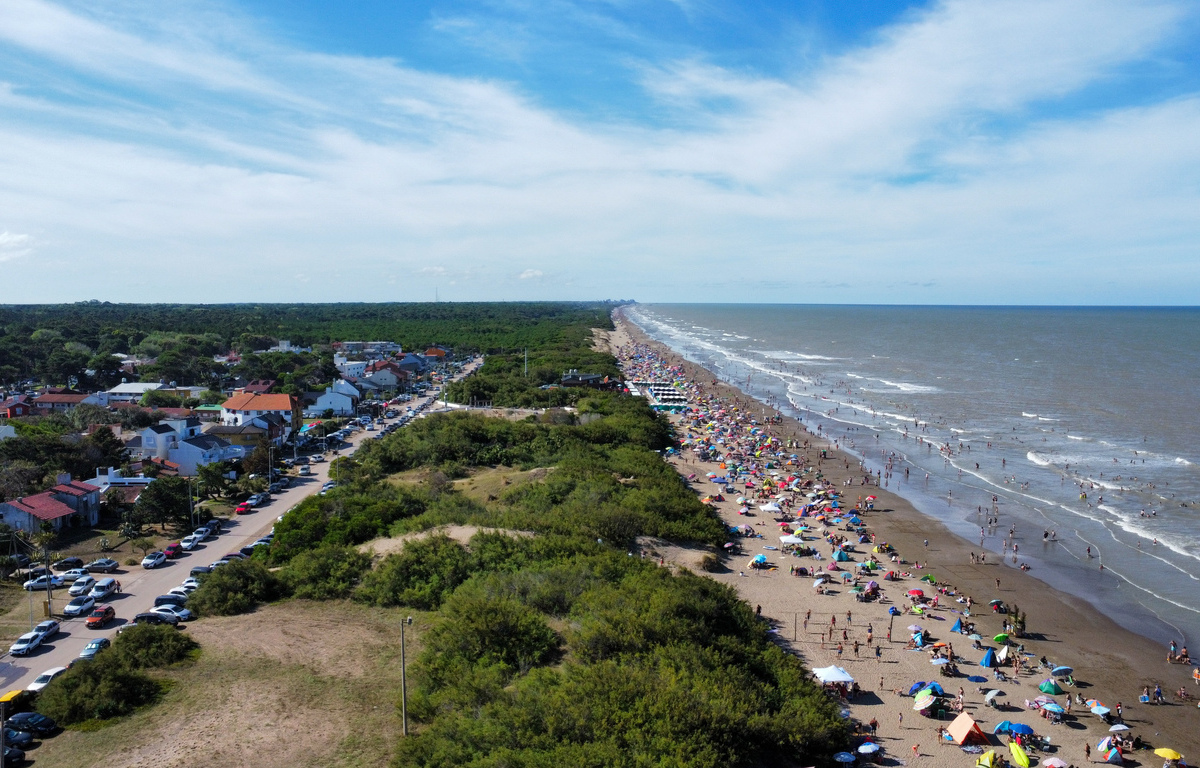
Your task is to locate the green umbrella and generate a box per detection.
[994,633,1009,643]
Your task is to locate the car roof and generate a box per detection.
[38,667,67,676]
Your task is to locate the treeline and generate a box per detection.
[0,302,616,386]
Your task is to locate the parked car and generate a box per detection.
[163,543,183,559]
[62,595,95,618]
[141,551,167,569]
[22,574,64,591]
[152,605,194,622]
[181,577,201,590]
[167,586,192,599]
[190,565,213,576]
[26,667,67,692]
[68,575,97,596]
[78,637,111,660]
[5,711,59,737]
[85,558,120,573]
[2,725,33,748]
[154,593,187,608]
[8,632,41,656]
[86,604,115,628]
[180,534,201,551]
[234,502,252,515]
[33,620,60,639]
[52,557,84,571]
[88,578,120,600]
[298,465,311,476]
[222,552,248,561]
[132,611,178,627]
[59,567,90,582]
[193,527,214,541]
[23,566,51,580]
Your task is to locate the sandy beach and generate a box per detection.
[599,310,1200,768]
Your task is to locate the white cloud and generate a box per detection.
[0,0,1195,303]
[0,231,34,262]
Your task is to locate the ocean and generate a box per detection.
[627,304,1200,647]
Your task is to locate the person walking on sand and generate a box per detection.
[1085,744,1091,762]
[898,712,903,729]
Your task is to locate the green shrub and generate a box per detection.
[281,544,371,600]
[112,624,198,668]
[699,553,722,572]
[187,558,289,616]
[36,655,161,725]
[354,534,471,609]
[421,593,559,688]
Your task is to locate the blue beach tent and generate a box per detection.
[951,618,963,634]
[980,649,998,668]
[908,682,929,696]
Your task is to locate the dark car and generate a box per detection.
[5,711,58,737]
[23,566,52,580]
[133,611,178,627]
[189,565,213,576]
[12,554,31,568]
[52,557,84,571]
[153,594,187,608]
[3,726,33,748]
[3,744,25,764]
[85,558,120,573]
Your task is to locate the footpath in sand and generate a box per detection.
[602,313,1199,768]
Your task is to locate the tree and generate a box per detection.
[134,476,190,530]
[130,537,156,556]
[195,461,232,500]
[242,437,272,478]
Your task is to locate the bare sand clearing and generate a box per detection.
[361,524,533,558]
[604,312,1200,767]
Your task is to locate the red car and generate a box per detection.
[234,503,252,515]
[86,604,115,628]
[164,542,183,558]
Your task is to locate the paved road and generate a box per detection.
[0,359,481,691]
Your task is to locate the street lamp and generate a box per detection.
[401,615,413,736]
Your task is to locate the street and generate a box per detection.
[0,358,481,691]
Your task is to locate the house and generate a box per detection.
[423,346,451,360]
[304,387,357,417]
[0,394,33,418]
[204,422,272,447]
[362,361,408,390]
[220,393,298,439]
[137,418,244,475]
[240,380,276,395]
[90,467,156,506]
[393,353,428,376]
[0,474,101,533]
[31,392,101,412]
[172,434,243,476]
[106,381,164,402]
[139,418,204,459]
[334,356,368,378]
[561,370,604,387]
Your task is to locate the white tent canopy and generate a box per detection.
[813,665,856,684]
[780,535,805,544]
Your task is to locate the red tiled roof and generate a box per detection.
[52,481,99,496]
[33,394,89,405]
[222,393,295,412]
[6,493,76,521]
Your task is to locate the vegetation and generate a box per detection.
[187,558,288,616]
[36,625,198,726]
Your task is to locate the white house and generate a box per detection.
[334,355,368,378]
[136,418,243,475]
[304,387,356,417]
[106,381,164,402]
[220,393,297,441]
[139,418,204,459]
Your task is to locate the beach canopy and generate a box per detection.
[1009,741,1031,768]
[1039,679,1064,695]
[951,619,963,633]
[1103,748,1123,765]
[980,649,998,668]
[1042,759,1069,768]
[993,721,1013,734]
[976,751,999,768]
[813,666,855,684]
[947,712,988,745]
[834,550,851,562]
[834,753,857,763]
[857,743,880,755]
[1154,750,1183,761]
[780,535,804,544]
[907,682,929,696]
[1009,723,1035,736]
[1051,666,1073,677]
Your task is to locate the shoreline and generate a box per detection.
[605,309,1199,761]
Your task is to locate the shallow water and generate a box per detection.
[628,304,1200,646]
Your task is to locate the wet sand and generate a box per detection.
[605,309,1200,765]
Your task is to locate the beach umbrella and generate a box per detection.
[907,682,929,696]
[919,574,936,583]
[985,689,1004,702]
[753,554,767,564]
[1033,695,1056,705]
[1108,724,1130,732]
[723,542,735,549]
[1097,738,1115,752]
[1041,759,1069,768]
[857,743,880,755]
[968,633,983,641]
[1085,699,1104,708]
[1039,680,1064,695]
[1154,750,1183,761]
[931,658,950,666]
[1010,741,1031,768]
[968,675,988,683]
[993,721,1013,734]
[1051,666,1073,677]
[834,753,857,763]
[813,579,827,589]
[994,633,1010,643]
[923,682,946,695]
[908,624,924,632]
[913,696,934,711]
[990,599,1004,606]
[1010,723,1035,735]
[1091,706,1111,716]
[908,589,925,597]
[1043,703,1065,714]
[850,585,864,593]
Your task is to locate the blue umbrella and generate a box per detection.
[1043,703,1066,714]
[1051,666,1073,677]
[908,682,929,696]
[968,675,988,683]
[889,606,900,615]
[1010,723,1035,735]
[993,721,1014,734]
[858,744,881,755]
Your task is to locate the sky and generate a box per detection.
[0,0,1198,304]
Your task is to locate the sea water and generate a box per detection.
[627,305,1200,646]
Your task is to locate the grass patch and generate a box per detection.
[451,466,554,504]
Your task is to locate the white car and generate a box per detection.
[26,666,67,692]
[180,534,201,551]
[8,632,41,656]
[34,620,60,639]
[22,574,64,591]
[59,568,90,582]
[141,551,167,569]
[151,605,194,622]
[62,595,95,617]
[69,575,97,596]
[181,577,201,590]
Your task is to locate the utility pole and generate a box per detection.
[401,615,413,736]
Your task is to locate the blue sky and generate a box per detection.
[0,0,1198,304]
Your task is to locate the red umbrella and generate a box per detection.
[908,589,925,597]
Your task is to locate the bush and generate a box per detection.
[421,593,559,688]
[281,545,371,600]
[112,624,198,668]
[355,534,471,609]
[699,553,722,572]
[187,558,289,616]
[36,655,161,725]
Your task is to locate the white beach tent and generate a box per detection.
[780,535,805,544]
[813,666,856,684]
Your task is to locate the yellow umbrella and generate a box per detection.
[1009,741,1030,768]
[1155,750,1183,761]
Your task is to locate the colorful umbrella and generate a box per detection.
[994,634,1010,643]
[1154,750,1183,761]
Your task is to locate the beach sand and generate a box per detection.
[601,311,1199,767]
